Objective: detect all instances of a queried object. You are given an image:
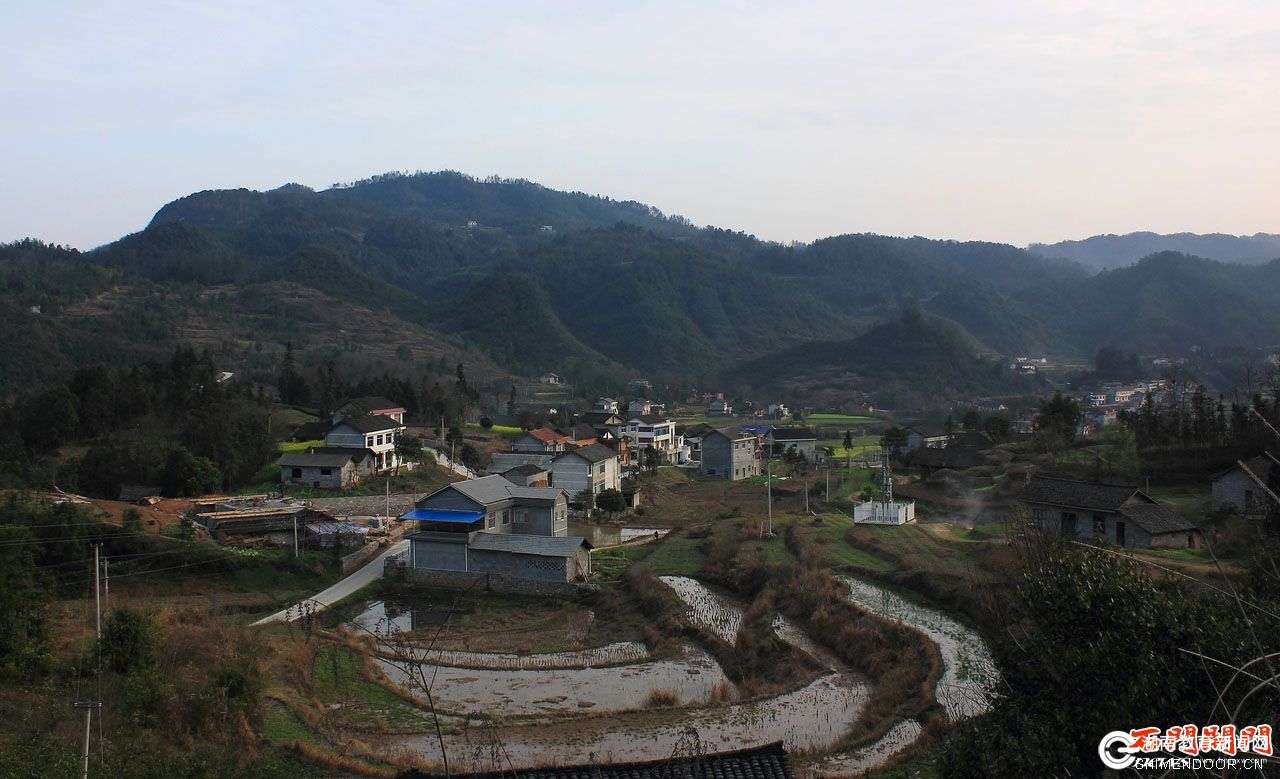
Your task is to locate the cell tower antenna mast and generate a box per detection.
[880,449,893,504]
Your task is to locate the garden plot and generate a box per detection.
[375,643,733,717]
[657,575,744,643]
[838,575,999,720]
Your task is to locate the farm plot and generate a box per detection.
[657,575,744,643]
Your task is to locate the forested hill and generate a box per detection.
[5,170,1280,402]
[723,309,1030,408]
[1029,231,1280,270]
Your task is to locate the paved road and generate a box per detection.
[252,539,408,626]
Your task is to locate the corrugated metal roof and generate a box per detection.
[401,508,485,524]
[467,531,590,557]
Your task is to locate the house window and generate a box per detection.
[1060,512,1077,536]
[291,468,302,479]
[320,468,332,476]
[486,513,496,529]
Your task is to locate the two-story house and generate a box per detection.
[550,444,621,509]
[400,475,590,584]
[324,414,405,471]
[1022,475,1201,549]
[769,427,817,461]
[707,399,733,416]
[699,429,761,480]
[1211,453,1279,516]
[594,397,620,414]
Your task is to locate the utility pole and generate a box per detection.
[92,544,101,642]
[385,477,391,525]
[102,557,109,614]
[74,700,101,779]
[765,455,772,536]
[292,514,299,559]
[825,464,830,503]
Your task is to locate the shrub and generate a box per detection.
[644,688,679,707]
[100,608,160,673]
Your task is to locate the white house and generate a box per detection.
[324,415,405,471]
[624,415,677,463]
[594,397,620,414]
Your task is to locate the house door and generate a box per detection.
[1060,513,1077,536]
[1115,520,1126,547]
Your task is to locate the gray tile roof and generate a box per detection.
[1118,502,1198,534]
[557,443,618,464]
[330,414,403,434]
[771,427,815,441]
[488,452,556,472]
[1022,475,1140,512]
[468,531,591,557]
[449,475,564,505]
[279,451,357,468]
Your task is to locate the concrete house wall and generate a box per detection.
[551,454,620,504]
[280,462,356,489]
[1030,505,1157,549]
[410,533,469,571]
[1212,469,1263,514]
[700,433,760,480]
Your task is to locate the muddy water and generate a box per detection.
[376,643,732,717]
[657,575,744,643]
[838,575,999,720]
[373,573,994,773]
[568,524,669,548]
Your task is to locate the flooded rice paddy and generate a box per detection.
[359,572,996,772]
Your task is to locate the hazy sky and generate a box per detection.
[3,1,1278,249]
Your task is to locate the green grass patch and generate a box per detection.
[311,644,433,733]
[808,413,875,425]
[642,532,706,575]
[260,702,316,744]
[805,513,894,571]
[278,439,324,453]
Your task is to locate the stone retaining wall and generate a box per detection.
[405,567,592,597]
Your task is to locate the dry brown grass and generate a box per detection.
[644,687,680,707]
[707,678,736,704]
[289,740,399,778]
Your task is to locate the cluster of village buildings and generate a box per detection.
[193,375,1272,589]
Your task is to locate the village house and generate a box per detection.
[708,398,733,416]
[623,414,678,462]
[699,429,761,480]
[511,427,571,453]
[768,427,817,461]
[593,397,620,414]
[1211,453,1279,516]
[487,452,555,474]
[278,449,374,489]
[332,395,406,425]
[324,414,405,471]
[564,423,598,447]
[1022,475,1201,549]
[497,463,551,487]
[400,476,590,585]
[903,427,950,452]
[767,403,791,419]
[538,372,563,385]
[679,423,715,464]
[577,411,626,436]
[550,443,621,510]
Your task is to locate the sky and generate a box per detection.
[3,1,1278,250]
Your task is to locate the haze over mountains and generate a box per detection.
[4,170,1280,401]
[1029,231,1280,270]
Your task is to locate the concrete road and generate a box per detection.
[253,539,408,625]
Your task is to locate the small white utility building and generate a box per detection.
[853,453,916,525]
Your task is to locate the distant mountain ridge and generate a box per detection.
[1029,231,1280,270]
[5,171,1280,404]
